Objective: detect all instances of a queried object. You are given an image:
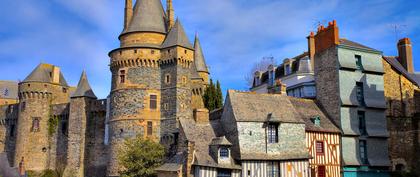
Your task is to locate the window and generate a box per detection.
[267,123,278,143]
[147,121,153,135]
[217,169,231,177]
[318,166,326,177]
[3,88,9,97]
[134,49,137,54]
[151,50,155,54]
[285,65,291,75]
[120,70,126,84]
[62,87,67,93]
[316,141,324,155]
[219,147,229,158]
[356,82,365,106]
[150,95,157,110]
[182,76,187,84]
[184,50,187,54]
[32,118,40,132]
[163,103,169,110]
[10,124,15,137]
[267,162,279,177]
[21,102,26,111]
[355,55,363,70]
[165,74,170,84]
[358,111,367,135]
[268,70,275,86]
[359,140,368,164]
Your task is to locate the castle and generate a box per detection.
[0,0,210,176]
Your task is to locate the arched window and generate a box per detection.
[32,117,40,132]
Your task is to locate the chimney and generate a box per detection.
[307,31,315,69]
[314,20,340,54]
[193,108,209,124]
[397,38,414,73]
[124,0,133,30]
[268,79,287,95]
[52,66,60,84]
[166,0,175,29]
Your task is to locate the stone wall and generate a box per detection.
[383,59,420,174]
[0,104,18,166]
[314,47,341,126]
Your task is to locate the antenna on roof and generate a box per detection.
[389,24,407,42]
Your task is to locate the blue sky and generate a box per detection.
[0,0,419,98]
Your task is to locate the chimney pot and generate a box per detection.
[397,37,414,73]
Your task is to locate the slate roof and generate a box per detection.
[123,0,167,34]
[383,56,420,86]
[71,71,97,99]
[194,34,209,73]
[210,136,232,146]
[227,90,304,123]
[339,38,380,52]
[161,19,194,49]
[23,63,69,86]
[253,52,311,88]
[289,97,340,133]
[179,118,241,169]
[155,163,182,172]
[0,81,18,100]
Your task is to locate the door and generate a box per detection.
[318,166,325,177]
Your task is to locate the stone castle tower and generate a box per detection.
[107,0,209,175]
[14,64,72,171]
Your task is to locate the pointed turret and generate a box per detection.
[194,34,209,73]
[166,0,175,30]
[124,0,133,31]
[71,71,97,99]
[123,0,167,34]
[161,19,193,49]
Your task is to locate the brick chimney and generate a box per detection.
[314,20,340,54]
[193,108,209,124]
[307,31,315,69]
[397,38,414,73]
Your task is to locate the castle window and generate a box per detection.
[219,147,229,158]
[164,103,169,110]
[10,124,15,137]
[355,55,363,70]
[32,117,40,132]
[182,76,187,84]
[21,102,26,111]
[134,49,137,54]
[267,123,278,143]
[62,87,67,93]
[184,50,187,54]
[120,70,126,83]
[165,74,171,84]
[267,161,279,177]
[147,121,153,135]
[285,64,291,75]
[316,141,324,155]
[150,95,157,110]
[356,82,365,106]
[28,84,30,87]
[119,51,122,55]
[359,140,368,164]
[358,111,367,135]
[151,50,155,54]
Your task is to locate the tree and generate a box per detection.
[245,56,276,87]
[203,79,224,111]
[118,136,165,177]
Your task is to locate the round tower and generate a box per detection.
[14,64,71,172]
[107,0,166,175]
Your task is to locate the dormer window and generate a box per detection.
[285,64,291,75]
[311,116,321,127]
[268,65,275,86]
[219,147,229,159]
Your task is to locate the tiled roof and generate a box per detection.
[123,0,167,34]
[339,38,380,52]
[227,90,304,123]
[383,56,420,86]
[289,97,340,133]
[161,20,193,50]
[22,63,69,86]
[71,71,97,99]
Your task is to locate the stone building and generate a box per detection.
[313,21,390,177]
[0,81,18,106]
[251,52,316,99]
[0,63,108,177]
[382,38,420,175]
[106,0,209,175]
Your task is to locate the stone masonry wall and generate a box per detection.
[314,47,341,127]
[383,59,420,174]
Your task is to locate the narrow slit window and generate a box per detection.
[120,70,126,83]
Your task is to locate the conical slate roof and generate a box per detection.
[71,71,97,99]
[123,0,167,34]
[194,34,209,73]
[161,19,193,49]
[23,63,69,86]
